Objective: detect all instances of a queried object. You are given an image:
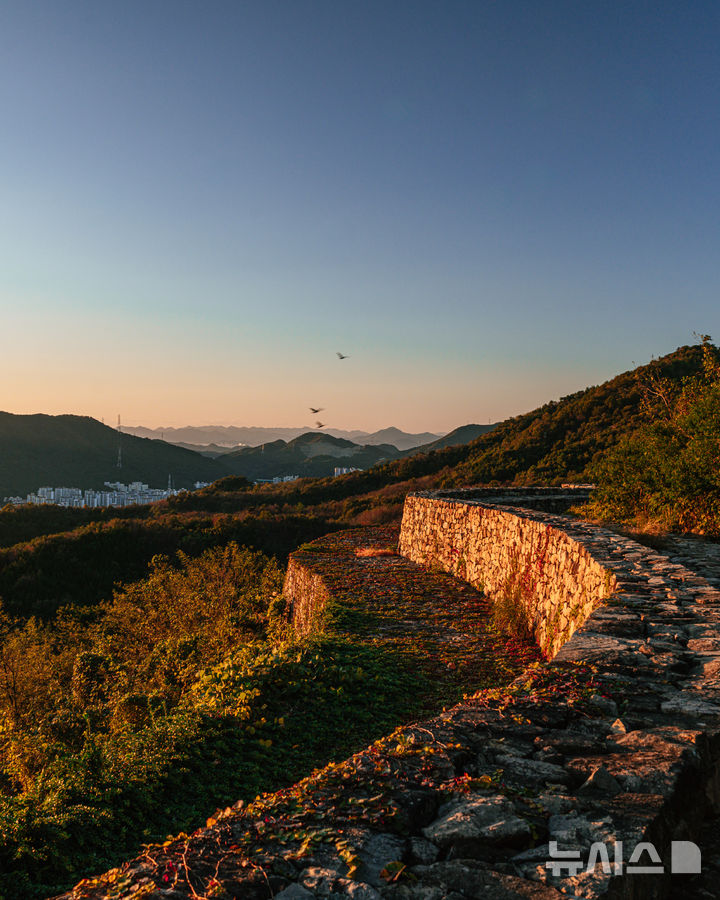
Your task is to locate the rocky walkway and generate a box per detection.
[654,535,720,589]
[630,533,720,900]
[57,518,720,900]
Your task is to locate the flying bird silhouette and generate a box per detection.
[309,407,324,414]
[315,421,327,428]
[336,352,349,359]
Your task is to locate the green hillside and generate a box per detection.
[219,431,403,480]
[442,344,705,486]
[205,344,705,510]
[0,413,226,497]
[407,422,497,455]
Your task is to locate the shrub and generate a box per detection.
[587,336,720,534]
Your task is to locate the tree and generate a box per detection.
[588,336,720,533]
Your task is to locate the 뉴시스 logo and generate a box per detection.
[546,840,701,876]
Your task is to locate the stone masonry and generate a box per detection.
[398,489,606,657]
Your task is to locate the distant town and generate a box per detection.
[2,481,207,509]
[2,468,360,509]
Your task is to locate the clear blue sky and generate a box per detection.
[1,0,718,432]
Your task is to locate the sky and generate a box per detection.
[1,1,719,433]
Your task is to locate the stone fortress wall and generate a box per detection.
[281,487,720,897]
[397,488,606,657]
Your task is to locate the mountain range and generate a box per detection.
[122,424,442,450]
[217,432,402,481]
[0,414,490,498]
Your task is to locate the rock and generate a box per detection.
[584,609,642,637]
[355,833,406,887]
[548,812,584,844]
[331,879,382,898]
[691,654,720,677]
[483,737,535,759]
[481,816,532,846]
[494,755,570,786]
[410,860,565,897]
[275,885,315,900]
[511,843,553,864]
[586,694,619,717]
[423,795,532,857]
[688,637,720,651]
[553,633,643,666]
[548,812,617,847]
[535,789,575,815]
[382,886,444,900]
[534,729,602,755]
[423,796,514,846]
[409,836,440,865]
[299,867,341,896]
[577,765,622,796]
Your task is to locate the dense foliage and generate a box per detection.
[0,542,429,897]
[0,511,338,620]
[441,344,706,486]
[585,338,720,534]
[0,542,282,895]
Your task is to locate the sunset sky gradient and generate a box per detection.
[1,1,718,432]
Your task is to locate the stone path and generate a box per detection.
[599,528,720,900]
[647,535,720,900]
[657,535,720,587]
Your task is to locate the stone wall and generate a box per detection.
[398,490,609,657]
[283,548,333,635]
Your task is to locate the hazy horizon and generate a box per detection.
[122,423,446,434]
[2,1,718,431]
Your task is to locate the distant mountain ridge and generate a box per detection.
[123,424,442,451]
[219,432,403,480]
[5,343,704,500]
[407,423,498,455]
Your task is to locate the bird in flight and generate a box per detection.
[336,352,349,359]
[309,407,324,414]
[315,421,326,428]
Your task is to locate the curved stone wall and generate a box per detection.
[398,489,610,657]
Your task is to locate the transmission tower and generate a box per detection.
[116,414,122,469]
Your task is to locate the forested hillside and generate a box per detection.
[0,413,225,496]
[218,432,403,480]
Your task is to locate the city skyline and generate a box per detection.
[2,1,719,432]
